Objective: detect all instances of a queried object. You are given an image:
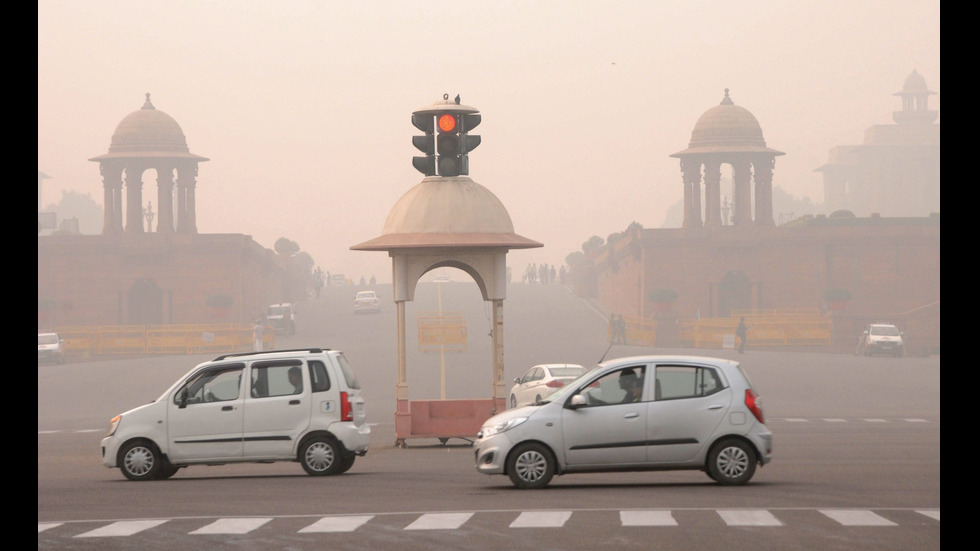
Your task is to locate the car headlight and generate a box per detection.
[479,417,527,438]
[106,415,121,436]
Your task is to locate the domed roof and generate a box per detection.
[351,176,542,251]
[90,94,208,162]
[671,89,783,157]
[898,69,934,95]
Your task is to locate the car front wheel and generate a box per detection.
[507,442,555,489]
[300,436,343,476]
[119,440,161,481]
[707,438,757,485]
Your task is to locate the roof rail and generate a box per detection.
[212,348,330,362]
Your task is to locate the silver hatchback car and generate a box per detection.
[474,355,772,489]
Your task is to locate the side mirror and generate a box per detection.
[514,377,521,384]
[566,394,587,409]
[178,388,188,409]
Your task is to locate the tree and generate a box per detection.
[43,190,103,235]
[274,237,300,257]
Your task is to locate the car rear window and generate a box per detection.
[335,353,361,389]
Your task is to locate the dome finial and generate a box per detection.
[142,93,155,110]
[721,88,733,105]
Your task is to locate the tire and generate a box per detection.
[156,462,180,480]
[510,395,517,409]
[119,440,162,481]
[300,436,343,476]
[534,395,542,405]
[707,438,757,485]
[507,442,555,489]
[335,453,356,474]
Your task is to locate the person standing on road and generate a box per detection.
[253,316,265,351]
[736,317,748,353]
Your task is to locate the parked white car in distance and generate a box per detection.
[508,364,586,408]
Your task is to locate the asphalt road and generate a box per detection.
[38,280,940,550]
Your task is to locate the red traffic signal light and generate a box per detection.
[412,94,481,177]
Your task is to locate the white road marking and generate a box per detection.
[299,515,373,532]
[75,520,168,537]
[189,517,272,534]
[405,513,473,530]
[718,509,783,526]
[819,509,897,526]
[620,510,677,526]
[510,511,572,528]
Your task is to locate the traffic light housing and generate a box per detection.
[411,114,435,176]
[412,95,482,177]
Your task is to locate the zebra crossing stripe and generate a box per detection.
[620,510,677,526]
[189,517,272,534]
[510,511,572,528]
[299,515,373,533]
[405,513,474,530]
[819,510,896,526]
[718,510,783,526]
[38,522,63,533]
[917,509,940,521]
[75,520,168,537]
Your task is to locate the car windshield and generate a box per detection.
[357,292,375,299]
[38,334,59,345]
[268,306,290,315]
[550,367,586,377]
[870,325,900,336]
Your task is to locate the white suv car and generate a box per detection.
[101,348,370,481]
[475,355,772,489]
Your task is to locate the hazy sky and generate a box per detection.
[38,1,940,283]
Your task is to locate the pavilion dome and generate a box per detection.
[90,93,207,161]
[671,89,783,157]
[352,176,542,250]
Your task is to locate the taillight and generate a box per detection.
[546,380,565,388]
[745,389,765,423]
[340,391,353,421]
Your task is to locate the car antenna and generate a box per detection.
[596,342,613,364]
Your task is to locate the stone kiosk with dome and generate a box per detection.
[353,95,541,447]
[38,94,285,331]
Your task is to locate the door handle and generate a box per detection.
[624,412,639,419]
[222,405,233,411]
[708,404,723,410]
[289,400,301,405]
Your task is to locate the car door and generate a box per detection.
[516,367,540,406]
[560,365,648,467]
[645,363,731,463]
[167,363,245,462]
[243,359,312,458]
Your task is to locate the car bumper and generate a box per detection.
[100,435,121,468]
[331,422,372,455]
[473,432,517,475]
[749,425,773,466]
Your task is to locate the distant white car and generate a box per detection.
[38,332,67,364]
[353,290,381,314]
[432,274,453,283]
[266,303,296,335]
[509,364,587,409]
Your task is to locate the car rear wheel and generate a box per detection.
[507,442,555,489]
[300,436,343,476]
[119,440,161,481]
[335,453,356,474]
[707,438,757,485]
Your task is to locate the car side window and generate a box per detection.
[175,364,244,405]
[581,366,646,406]
[309,360,331,393]
[251,359,304,398]
[655,365,724,400]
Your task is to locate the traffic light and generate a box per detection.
[411,113,435,176]
[436,112,481,177]
[412,94,482,177]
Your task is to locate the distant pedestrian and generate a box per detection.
[736,317,748,353]
[253,316,265,351]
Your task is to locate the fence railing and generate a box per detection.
[53,324,274,359]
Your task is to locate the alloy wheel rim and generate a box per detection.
[306,442,334,471]
[124,446,153,476]
[717,446,749,478]
[515,451,546,481]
